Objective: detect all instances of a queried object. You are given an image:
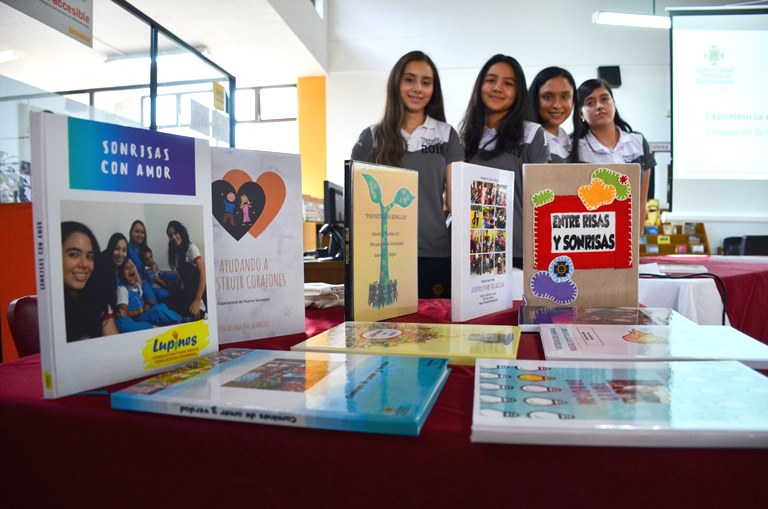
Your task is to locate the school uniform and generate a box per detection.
[352,116,464,298]
[576,129,656,197]
[467,121,551,267]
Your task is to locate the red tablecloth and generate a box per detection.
[1,301,766,509]
[642,255,768,342]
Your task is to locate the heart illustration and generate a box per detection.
[212,169,285,241]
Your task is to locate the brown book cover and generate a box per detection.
[522,164,641,308]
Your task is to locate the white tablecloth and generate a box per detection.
[638,277,727,325]
[511,267,726,325]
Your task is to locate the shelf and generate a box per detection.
[640,222,709,256]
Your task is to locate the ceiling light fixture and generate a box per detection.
[592,11,671,29]
[0,50,19,64]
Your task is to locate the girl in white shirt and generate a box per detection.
[570,78,656,214]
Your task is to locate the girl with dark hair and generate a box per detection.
[459,54,550,268]
[351,50,464,298]
[529,66,577,162]
[127,219,148,269]
[98,233,128,309]
[61,221,117,341]
[166,220,207,319]
[570,78,656,212]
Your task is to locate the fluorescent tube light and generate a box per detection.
[0,50,19,64]
[592,11,671,29]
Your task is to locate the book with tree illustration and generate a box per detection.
[450,162,514,322]
[471,358,768,448]
[292,321,521,366]
[344,160,418,321]
[112,348,450,436]
[522,164,641,308]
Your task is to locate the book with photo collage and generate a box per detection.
[450,162,514,322]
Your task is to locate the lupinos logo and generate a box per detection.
[362,174,415,308]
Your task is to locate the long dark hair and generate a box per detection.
[529,66,577,128]
[101,233,128,271]
[460,54,532,160]
[570,78,633,162]
[167,220,191,270]
[61,221,108,340]
[372,50,447,166]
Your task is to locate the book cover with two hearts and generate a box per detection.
[211,148,305,343]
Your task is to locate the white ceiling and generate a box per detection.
[0,0,325,92]
[0,0,742,94]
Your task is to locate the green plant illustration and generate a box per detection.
[362,173,415,308]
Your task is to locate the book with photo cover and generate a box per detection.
[471,358,768,448]
[539,324,768,369]
[450,162,514,322]
[344,160,418,321]
[517,306,695,332]
[211,148,305,343]
[112,348,450,436]
[292,321,521,366]
[31,112,218,398]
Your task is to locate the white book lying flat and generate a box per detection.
[539,324,768,369]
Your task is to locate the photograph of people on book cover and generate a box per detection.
[223,357,340,392]
[61,200,207,342]
[468,179,508,278]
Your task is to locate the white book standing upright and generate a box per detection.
[450,162,514,322]
[31,112,218,398]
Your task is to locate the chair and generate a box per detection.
[722,236,744,255]
[7,295,40,357]
[742,235,768,256]
[722,235,768,256]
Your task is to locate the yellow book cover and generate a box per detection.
[292,321,521,366]
[344,161,418,321]
[657,235,671,245]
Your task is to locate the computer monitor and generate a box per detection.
[319,180,345,260]
[323,180,344,225]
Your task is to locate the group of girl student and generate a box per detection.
[99,231,179,332]
[60,218,207,339]
[61,221,117,342]
[352,51,655,297]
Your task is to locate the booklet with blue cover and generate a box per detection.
[111,349,450,436]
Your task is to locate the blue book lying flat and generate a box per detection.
[111,349,450,436]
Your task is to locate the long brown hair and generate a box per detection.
[372,50,447,166]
